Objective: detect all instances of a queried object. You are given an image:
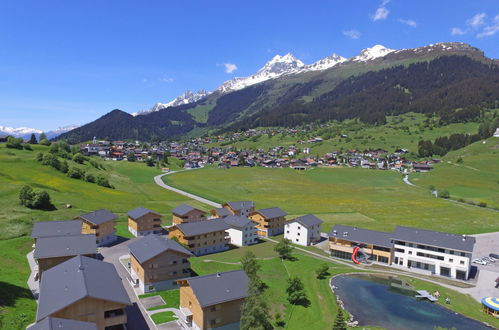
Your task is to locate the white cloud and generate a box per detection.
[397,19,417,27]
[467,13,486,29]
[223,63,238,74]
[477,22,499,38]
[372,0,390,21]
[162,76,174,83]
[450,27,467,35]
[343,29,361,39]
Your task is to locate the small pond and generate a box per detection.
[330,274,491,330]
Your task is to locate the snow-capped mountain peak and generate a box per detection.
[0,126,42,136]
[135,89,210,116]
[305,53,347,71]
[353,45,395,62]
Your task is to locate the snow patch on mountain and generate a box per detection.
[217,53,305,93]
[352,45,395,62]
[0,125,78,139]
[304,53,347,71]
[135,90,210,116]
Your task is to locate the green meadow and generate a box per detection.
[164,165,499,235]
[411,137,499,209]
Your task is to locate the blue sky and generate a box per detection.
[1,0,498,131]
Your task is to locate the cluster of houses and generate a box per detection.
[77,135,436,173]
[27,200,476,329]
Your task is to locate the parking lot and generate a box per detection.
[471,231,499,272]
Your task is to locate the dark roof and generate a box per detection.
[393,226,475,252]
[328,225,392,248]
[129,235,192,264]
[27,317,97,330]
[290,214,323,228]
[34,235,97,259]
[127,207,163,220]
[172,204,203,216]
[225,201,254,211]
[31,220,83,239]
[37,256,131,321]
[77,209,118,225]
[254,207,287,219]
[223,215,253,229]
[185,269,248,307]
[212,208,232,217]
[175,219,230,237]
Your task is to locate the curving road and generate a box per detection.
[154,170,222,208]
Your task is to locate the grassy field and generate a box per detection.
[206,113,481,156]
[139,289,180,311]
[411,137,499,209]
[150,311,178,325]
[164,166,499,235]
[0,144,208,329]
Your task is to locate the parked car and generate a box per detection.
[473,259,487,265]
[489,253,499,259]
[483,256,495,263]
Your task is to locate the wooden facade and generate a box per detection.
[223,204,255,217]
[329,237,393,264]
[50,297,127,330]
[128,212,162,234]
[249,212,286,238]
[172,209,206,225]
[79,218,116,244]
[178,281,244,330]
[168,227,229,256]
[130,249,191,287]
[37,254,95,279]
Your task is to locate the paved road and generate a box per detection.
[154,170,222,208]
[100,237,156,330]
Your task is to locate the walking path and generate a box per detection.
[403,174,416,186]
[154,169,222,208]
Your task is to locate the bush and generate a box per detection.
[96,175,113,188]
[41,153,60,170]
[85,173,96,183]
[72,153,86,164]
[6,136,23,149]
[19,185,54,210]
[23,144,32,151]
[59,160,69,173]
[145,158,155,167]
[39,138,51,146]
[67,167,85,179]
[36,152,44,162]
[478,202,487,208]
[438,189,450,199]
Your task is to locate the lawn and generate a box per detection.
[411,137,499,209]
[164,166,499,235]
[139,289,180,311]
[150,311,178,325]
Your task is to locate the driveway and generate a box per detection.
[100,237,156,330]
[154,171,222,208]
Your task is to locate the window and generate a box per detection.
[460,260,465,265]
[297,233,300,236]
[297,226,301,230]
[449,258,454,263]
[286,231,289,234]
[296,239,299,242]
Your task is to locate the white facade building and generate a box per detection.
[392,226,474,280]
[223,215,258,247]
[285,214,323,246]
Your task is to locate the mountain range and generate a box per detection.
[0,125,78,140]
[57,42,499,143]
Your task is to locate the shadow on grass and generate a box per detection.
[0,281,34,307]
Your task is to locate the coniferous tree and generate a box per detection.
[29,133,37,144]
[332,308,347,330]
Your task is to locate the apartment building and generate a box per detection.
[168,219,231,256]
[249,207,287,237]
[222,215,258,246]
[75,209,118,246]
[31,220,83,245]
[127,207,163,237]
[222,201,255,217]
[285,214,323,246]
[172,204,207,225]
[128,235,192,293]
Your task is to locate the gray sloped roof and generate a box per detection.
[212,208,232,218]
[37,256,131,321]
[77,209,118,225]
[225,201,254,211]
[172,204,203,216]
[393,226,476,252]
[328,224,392,248]
[31,220,83,239]
[175,219,230,237]
[27,317,97,330]
[290,214,323,228]
[223,215,253,229]
[34,234,97,259]
[127,207,163,220]
[254,207,288,219]
[129,234,192,264]
[185,269,248,307]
